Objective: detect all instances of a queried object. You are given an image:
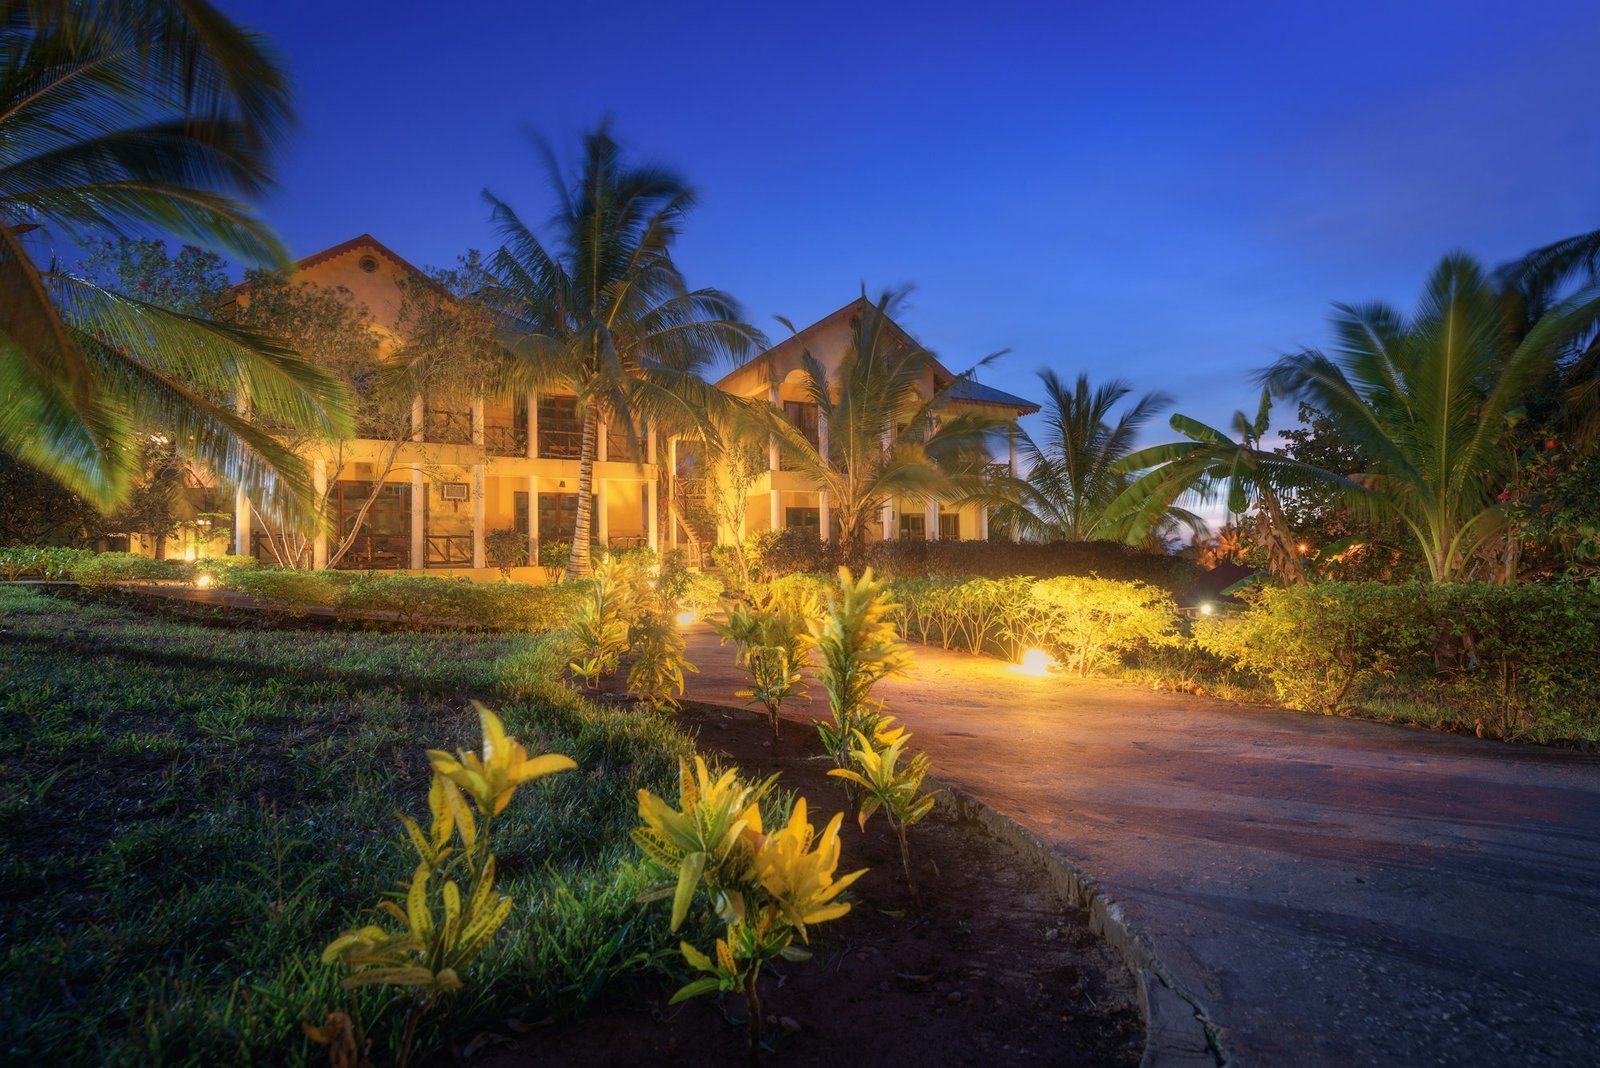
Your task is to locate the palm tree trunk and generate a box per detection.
[566,406,597,581]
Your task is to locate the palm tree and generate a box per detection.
[0,1,352,514]
[1264,253,1600,582]
[481,124,764,580]
[764,291,1007,565]
[1003,370,1202,545]
[1496,226,1600,445]
[1108,388,1351,585]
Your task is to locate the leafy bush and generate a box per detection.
[538,539,571,582]
[68,551,192,587]
[751,528,838,580]
[1196,582,1600,735]
[854,539,1202,596]
[811,568,910,766]
[1023,576,1181,677]
[219,567,342,612]
[0,546,86,581]
[658,552,724,618]
[485,528,529,579]
[634,758,862,1064]
[626,612,696,710]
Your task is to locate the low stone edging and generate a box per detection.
[934,785,1227,1068]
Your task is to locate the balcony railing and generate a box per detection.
[538,427,583,459]
[483,424,526,457]
[332,534,411,570]
[425,534,473,568]
[425,410,473,445]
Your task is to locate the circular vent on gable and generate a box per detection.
[357,254,379,273]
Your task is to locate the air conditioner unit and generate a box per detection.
[442,482,470,502]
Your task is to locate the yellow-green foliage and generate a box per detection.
[565,565,630,686]
[738,645,806,747]
[811,568,910,764]
[1024,576,1180,676]
[627,612,697,710]
[829,723,936,904]
[317,704,575,1066]
[634,758,863,1062]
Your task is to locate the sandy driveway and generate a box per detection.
[682,625,1600,1066]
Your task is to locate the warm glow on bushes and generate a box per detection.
[674,608,698,626]
[195,573,213,589]
[1018,648,1054,675]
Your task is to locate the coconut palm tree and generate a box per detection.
[1002,370,1202,546]
[764,291,1007,565]
[1108,388,1352,585]
[1264,253,1600,582]
[0,0,352,514]
[1496,225,1600,445]
[481,123,764,579]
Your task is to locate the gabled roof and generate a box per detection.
[293,233,431,279]
[719,296,1039,414]
[945,377,1040,414]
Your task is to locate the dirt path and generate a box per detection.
[682,624,1600,1066]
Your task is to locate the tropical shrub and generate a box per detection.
[634,758,863,1064]
[751,527,838,580]
[68,551,192,586]
[220,566,342,613]
[811,568,910,766]
[484,527,529,579]
[317,703,575,1068]
[1023,576,1181,676]
[1196,582,1600,735]
[538,539,571,583]
[658,552,725,619]
[828,723,936,906]
[857,539,1203,596]
[738,645,806,751]
[627,612,696,710]
[0,545,88,581]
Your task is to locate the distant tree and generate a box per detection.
[480,123,764,579]
[1001,371,1201,546]
[763,291,1008,566]
[0,450,101,545]
[1109,389,1354,586]
[78,239,229,318]
[1265,253,1600,582]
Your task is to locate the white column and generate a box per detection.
[978,505,990,542]
[312,458,329,569]
[767,383,781,472]
[234,487,252,556]
[881,499,894,540]
[926,499,940,541]
[527,474,539,572]
[646,480,659,551]
[819,490,830,542]
[471,464,486,570]
[668,436,679,549]
[526,391,537,459]
[411,395,424,442]
[770,487,782,532]
[410,465,425,571]
[596,479,609,548]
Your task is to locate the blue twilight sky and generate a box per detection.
[226,0,1600,445]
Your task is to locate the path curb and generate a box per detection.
[935,786,1227,1068]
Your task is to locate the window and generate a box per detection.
[899,513,925,541]
[938,512,961,540]
[513,491,529,535]
[537,396,582,458]
[781,401,820,471]
[786,507,820,531]
[537,493,599,542]
[331,481,411,568]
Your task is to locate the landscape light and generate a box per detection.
[195,573,214,589]
[674,608,698,626]
[1199,602,1214,616]
[1018,648,1053,676]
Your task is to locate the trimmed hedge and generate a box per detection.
[218,568,584,632]
[0,546,90,581]
[748,531,1202,598]
[889,574,1180,675]
[1197,582,1600,738]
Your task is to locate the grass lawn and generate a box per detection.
[0,586,691,1066]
